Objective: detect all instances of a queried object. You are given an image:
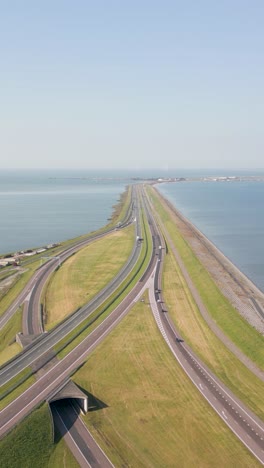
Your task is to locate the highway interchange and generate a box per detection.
[0,184,264,466]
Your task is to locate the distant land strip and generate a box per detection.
[48,175,264,182]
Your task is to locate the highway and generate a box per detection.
[51,401,114,468]
[0,189,135,334]
[144,187,264,465]
[0,194,160,439]
[1,183,264,466]
[24,190,136,336]
[0,187,142,386]
[52,189,264,466]
[149,268,264,464]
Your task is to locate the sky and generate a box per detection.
[1,1,264,170]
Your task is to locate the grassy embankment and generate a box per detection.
[0,187,134,464]
[0,368,35,411]
[0,259,41,319]
[72,293,259,467]
[54,208,152,359]
[0,223,137,406]
[0,404,79,468]
[43,225,135,330]
[0,189,135,405]
[0,312,35,412]
[0,186,131,366]
[0,184,131,321]
[0,307,23,366]
[0,260,42,366]
[148,186,264,369]
[147,187,264,419]
[0,184,131,322]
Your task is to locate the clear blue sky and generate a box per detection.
[1,1,264,170]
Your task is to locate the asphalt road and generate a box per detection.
[51,401,114,468]
[0,190,135,334]
[0,188,141,386]
[145,189,264,466]
[0,186,159,434]
[0,226,158,439]
[150,276,264,465]
[2,184,264,466]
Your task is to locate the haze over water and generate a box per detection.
[1,169,264,293]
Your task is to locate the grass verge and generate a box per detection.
[162,246,264,420]
[0,185,131,321]
[54,210,152,359]
[0,307,23,365]
[44,225,135,329]
[72,293,259,467]
[0,261,40,318]
[0,404,78,468]
[0,368,35,411]
[148,186,264,370]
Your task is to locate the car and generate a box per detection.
[176,338,184,343]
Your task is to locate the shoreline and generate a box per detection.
[154,185,264,335]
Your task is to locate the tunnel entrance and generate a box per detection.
[47,380,88,442]
[48,379,88,413]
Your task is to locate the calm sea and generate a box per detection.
[158,178,264,292]
[0,169,130,255]
[1,168,264,292]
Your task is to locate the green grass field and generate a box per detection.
[72,294,259,467]
[162,246,264,419]
[0,404,78,468]
[0,261,40,318]
[0,186,262,466]
[44,225,135,329]
[148,186,264,370]
[0,308,23,366]
[0,368,35,411]
[55,210,153,358]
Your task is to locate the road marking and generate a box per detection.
[53,407,91,467]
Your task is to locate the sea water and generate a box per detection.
[0,169,129,255]
[157,179,264,292]
[1,168,264,293]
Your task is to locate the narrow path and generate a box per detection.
[161,221,264,382]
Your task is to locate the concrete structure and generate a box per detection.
[48,379,88,414]
[16,332,42,348]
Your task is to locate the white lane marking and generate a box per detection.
[148,278,264,465]
[1,231,143,384]
[53,407,91,467]
[71,404,115,468]
[182,348,264,433]
[1,264,156,431]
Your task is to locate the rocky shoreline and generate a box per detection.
[155,187,264,335]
